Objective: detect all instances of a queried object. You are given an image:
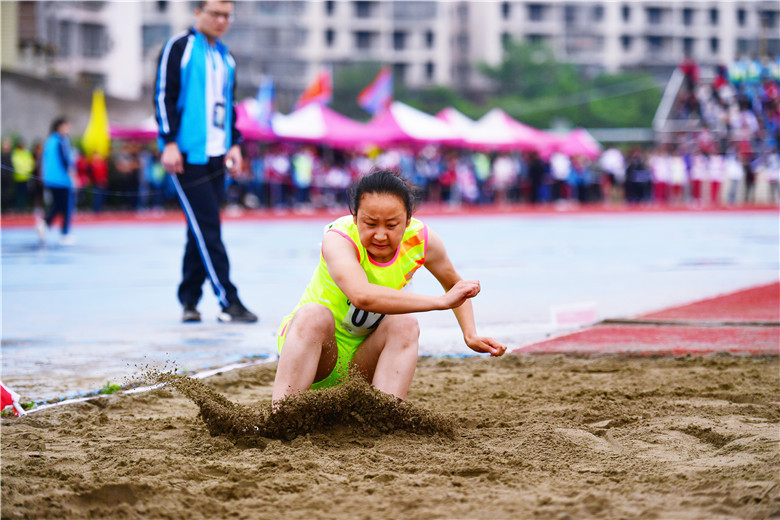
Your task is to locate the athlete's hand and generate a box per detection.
[161,142,183,174]
[225,145,243,176]
[465,335,507,357]
[441,280,480,309]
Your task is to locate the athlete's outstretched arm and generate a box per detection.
[322,231,476,315]
[424,228,507,357]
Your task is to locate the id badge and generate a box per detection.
[213,102,226,129]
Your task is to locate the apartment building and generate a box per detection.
[2,1,779,104]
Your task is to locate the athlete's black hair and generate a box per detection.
[50,117,69,134]
[348,169,418,220]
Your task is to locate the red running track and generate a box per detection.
[639,282,780,323]
[2,204,778,229]
[516,282,780,356]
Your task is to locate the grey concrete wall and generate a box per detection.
[1,70,152,145]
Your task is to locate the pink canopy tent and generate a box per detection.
[464,108,558,154]
[362,101,462,147]
[110,102,279,143]
[550,128,602,159]
[109,116,158,141]
[270,102,370,150]
[435,107,476,140]
[235,99,277,142]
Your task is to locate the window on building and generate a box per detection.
[354,31,375,50]
[257,28,280,48]
[81,23,107,58]
[710,37,719,54]
[258,2,280,15]
[528,4,545,22]
[457,33,469,53]
[566,34,604,54]
[647,35,664,51]
[737,38,755,56]
[709,8,718,25]
[592,5,604,22]
[502,2,510,19]
[354,1,375,18]
[564,5,578,25]
[425,30,434,48]
[156,1,167,12]
[82,2,105,12]
[456,3,468,23]
[392,62,407,83]
[325,28,335,47]
[256,2,304,16]
[393,31,406,50]
[622,5,631,22]
[737,8,746,26]
[79,72,106,90]
[325,1,334,16]
[268,59,307,80]
[769,38,780,55]
[621,35,632,51]
[455,63,469,80]
[57,21,72,57]
[425,61,434,81]
[647,7,662,24]
[457,3,469,23]
[682,8,694,26]
[142,24,170,54]
[527,33,547,45]
[683,37,694,55]
[393,2,437,20]
[501,32,511,49]
[761,10,778,29]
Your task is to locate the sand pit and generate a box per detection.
[2,354,779,519]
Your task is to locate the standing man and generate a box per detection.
[155,1,257,323]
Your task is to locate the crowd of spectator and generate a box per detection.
[671,55,780,204]
[2,135,778,216]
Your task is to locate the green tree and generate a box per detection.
[478,39,662,129]
[478,40,581,99]
[331,61,386,121]
[330,40,662,130]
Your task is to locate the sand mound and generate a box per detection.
[150,367,456,443]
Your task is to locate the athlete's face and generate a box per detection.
[354,192,410,264]
[195,1,234,43]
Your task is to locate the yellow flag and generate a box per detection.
[82,89,111,158]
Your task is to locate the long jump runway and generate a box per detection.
[2,206,778,403]
[517,281,779,355]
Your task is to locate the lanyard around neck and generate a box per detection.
[206,45,227,102]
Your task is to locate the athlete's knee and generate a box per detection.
[387,314,420,345]
[400,314,420,337]
[292,303,335,338]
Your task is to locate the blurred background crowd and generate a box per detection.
[2,128,778,216]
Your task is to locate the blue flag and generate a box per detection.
[255,77,275,127]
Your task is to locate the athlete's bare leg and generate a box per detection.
[352,314,420,399]
[272,303,338,404]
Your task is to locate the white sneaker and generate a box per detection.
[35,216,47,245]
[59,234,76,246]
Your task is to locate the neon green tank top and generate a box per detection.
[289,215,428,338]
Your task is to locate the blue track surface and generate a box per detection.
[2,210,778,402]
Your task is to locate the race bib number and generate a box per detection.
[213,102,226,129]
[341,303,385,336]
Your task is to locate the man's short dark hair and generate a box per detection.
[197,1,234,8]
